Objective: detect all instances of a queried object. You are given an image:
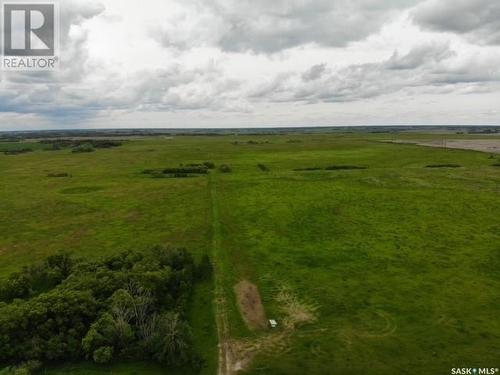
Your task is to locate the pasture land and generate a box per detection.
[1,133,499,374]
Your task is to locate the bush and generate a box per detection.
[3,149,33,156]
[72,144,95,153]
[1,360,43,375]
[144,164,215,178]
[294,165,367,171]
[92,346,113,364]
[219,164,232,173]
[257,164,269,172]
[293,167,322,171]
[47,172,70,178]
[162,167,208,174]
[324,165,367,170]
[425,164,461,168]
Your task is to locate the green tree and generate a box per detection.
[92,346,113,364]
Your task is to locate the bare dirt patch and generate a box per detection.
[276,286,318,330]
[226,284,319,373]
[387,139,500,154]
[234,280,268,331]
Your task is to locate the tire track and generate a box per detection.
[209,173,233,375]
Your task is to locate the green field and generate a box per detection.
[1,133,499,374]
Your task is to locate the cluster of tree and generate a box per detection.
[71,144,95,153]
[142,162,216,179]
[293,167,322,171]
[47,172,70,178]
[0,247,212,374]
[469,128,500,134]
[39,139,122,152]
[184,162,216,170]
[3,148,33,156]
[162,167,208,174]
[232,140,270,145]
[294,165,367,171]
[425,164,461,168]
[324,165,367,171]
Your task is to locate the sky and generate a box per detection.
[0,0,499,130]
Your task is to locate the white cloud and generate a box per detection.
[0,0,500,130]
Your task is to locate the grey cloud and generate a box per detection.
[249,43,500,104]
[0,61,246,122]
[302,64,327,81]
[386,43,456,70]
[412,0,500,45]
[157,0,421,53]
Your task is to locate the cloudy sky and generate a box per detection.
[1,0,500,130]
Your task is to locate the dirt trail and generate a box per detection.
[209,173,233,375]
[209,174,318,374]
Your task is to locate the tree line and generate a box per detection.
[0,248,212,374]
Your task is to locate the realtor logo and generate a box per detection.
[1,1,59,70]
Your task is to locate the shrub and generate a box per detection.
[4,361,43,375]
[92,346,113,364]
[324,165,367,170]
[425,164,461,168]
[3,149,33,156]
[203,161,216,169]
[162,167,208,174]
[294,165,367,171]
[293,167,322,171]
[47,172,70,178]
[257,164,270,172]
[219,164,232,173]
[72,144,95,153]
[144,165,210,179]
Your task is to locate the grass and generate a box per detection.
[0,133,499,374]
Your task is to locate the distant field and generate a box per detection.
[388,139,500,154]
[1,133,499,374]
